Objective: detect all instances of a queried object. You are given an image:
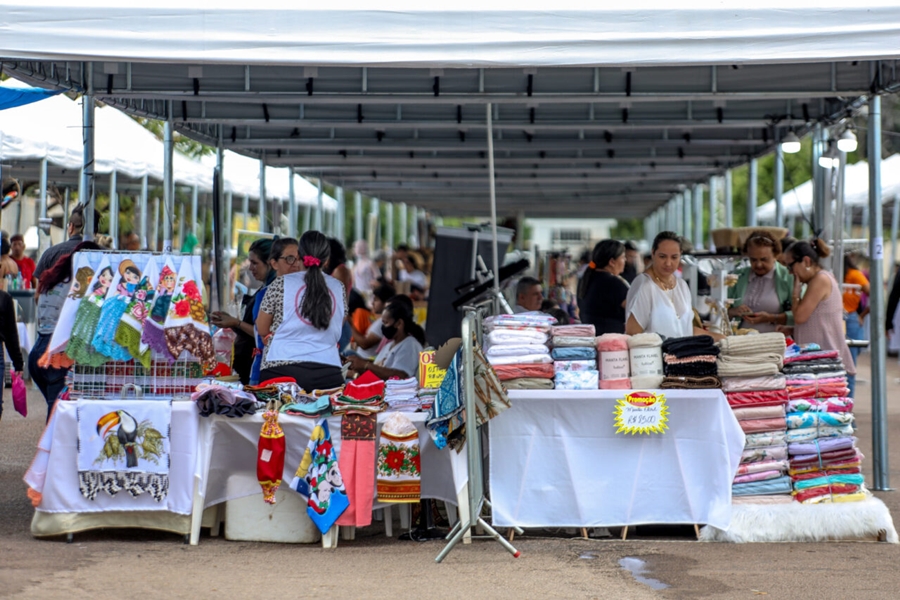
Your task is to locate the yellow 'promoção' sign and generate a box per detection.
[614,391,669,435]
[418,350,447,389]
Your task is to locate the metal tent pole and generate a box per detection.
[487,103,502,314]
[708,176,719,249]
[812,124,826,236]
[178,201,185,249]
[140,175,149,249]
[225,191,233,253]
[315,178,324,231]
[693,185,704,250]
[288,169,297,238]
[369,198,380,249]
[748,158,758,227]
[81,64,96,239]
[38,157,49,256]
[215,125,228,311]
[242,195,249,231]
[681,191,691,243]
[163,101,175,251]
[152,196,160,251]
[63,188,70,237]
[399,202,407,246]
[354,191,363,242]
[109,171,118,248]
[191,185,199,238]
[890,195,900,272]
[303,205,311,234]
[336,187,345,244]
[259,155,267,233]
[385,202,394,250]
[724,170,733,228]
[410,205,418,247]
[833,151,847,286]
[775,146,785,229]
[868,95,891,491]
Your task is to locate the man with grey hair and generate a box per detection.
[514,276,543,313]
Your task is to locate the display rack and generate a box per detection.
[68,357,204,400]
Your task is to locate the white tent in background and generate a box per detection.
[758,154,900,223]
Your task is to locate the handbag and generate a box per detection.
[12,371,26,417]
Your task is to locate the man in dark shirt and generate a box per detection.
[34,205,94,281]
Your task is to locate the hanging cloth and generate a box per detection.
[115,257,159,367]
[141,258,178,360]
[336,413,377,527]
[290,419,349,534]
[66,255,114,367]
[92,256,142,361]
[256,409,285,504]
[377,412,421,503]
[163,258,215,367]
[39,251,99,369]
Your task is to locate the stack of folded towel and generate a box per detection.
[660,335,721,389]
[332,371,386,416]
[627,333,664,389]
[384,377,421,412]
[484,312,556,390]
[596,333,631,390]
[718,334,793,501]
[551,324,598,390]
[784,345,866,503]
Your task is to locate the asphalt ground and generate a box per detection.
[1,353,899,599]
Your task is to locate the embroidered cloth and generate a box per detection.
[377,412,421,503]
[115,256,158,367]
[290,419,349,534]
[76,399,171,502]
[66,255,114,367]
[336,414,377,527]
[257,409,285,504]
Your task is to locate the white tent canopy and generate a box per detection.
[2,1,899,67]
[758,154,900,222]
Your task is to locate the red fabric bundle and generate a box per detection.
[726,389,789,408]
[784,350,839,364]
[789,448,860,468]
[787,383,850,399]
[344,370,386,400]
[739,417,787,434]
[791,466,862,481]
[492,363,555,381]
[793,484,861,503]
[257,409,286,504]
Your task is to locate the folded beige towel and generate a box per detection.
[717,333,786,357]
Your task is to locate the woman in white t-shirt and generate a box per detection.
[257,231,346,391]
[626,231,712,340]
[348,296,425,380]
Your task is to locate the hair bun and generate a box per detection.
[811,237,832,258]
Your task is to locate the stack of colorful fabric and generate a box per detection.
[384,377,421,412]
[417,387,438,412]
[660,335,721,389]
[550,324,598,390]
[332,371,386,416]
[784,345,866,503]
[718,335,793,501]
[484,312,556,390]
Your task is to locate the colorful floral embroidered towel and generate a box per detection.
[115,256,158,367]
[40,251,97,369]
[336,414,376,527]
[76,399,171,501]
[142,258,178,360]
[291,419,349,534]
[163,258,215,366]
[93,256,143,361]
[257,409,285,504]
[377,412,421,503]
[66,255,114,367]
[427,348,464,450]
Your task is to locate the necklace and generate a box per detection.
[650,269,676,291]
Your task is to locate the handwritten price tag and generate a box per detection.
[614,392,669,435]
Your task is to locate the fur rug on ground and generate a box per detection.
[700,496,898,543]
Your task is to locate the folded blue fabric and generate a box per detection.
[731,475,793,496]
[551,347,597,361]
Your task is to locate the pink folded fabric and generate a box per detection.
[784,350,839,364]
[727,389,789,407]
[732,405,786,421]
[733,470,783,484]
[739,417,787,434]
[736,459,788,476]
[551,324,596,337]
[597,333,631,390]
[599,378,631,390]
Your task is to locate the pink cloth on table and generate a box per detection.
[784,350,839,364]
[492,363,555,381]
[599,378,632,390]
[733,470,783,484]
[740,417,787,434]
[732,405,786,421]
[727,389,789,407]
[551,324,596,337]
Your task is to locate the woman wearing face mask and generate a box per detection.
[626,231,712,339]
[785,239,857,397]
[256,231,345,390]
[351,283,396,360]
[347,295,425,380]
[577,239,630,335]
[728,231,795,333]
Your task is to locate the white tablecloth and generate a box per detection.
[195,411,468,510]
[489,389,744,530]
[25,400,199,515]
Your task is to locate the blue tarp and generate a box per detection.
[0,85,60,111]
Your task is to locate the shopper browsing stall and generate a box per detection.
[577,239,630,335]
[728,231,795,333]
[626,231,708,339]
[842,253,870,365]
[785,239,857,397]
[350,283,395,359]
[29,241,101,418]
[256,231,345,390]
[347,295,425,380]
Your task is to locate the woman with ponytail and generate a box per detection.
[577,239,629,334]
[256,231,346,390]
[785,238,857,397]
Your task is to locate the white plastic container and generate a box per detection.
[224,489,321,544]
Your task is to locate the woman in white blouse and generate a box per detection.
[626,231,712,340]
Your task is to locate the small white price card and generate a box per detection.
[614,391,669,435]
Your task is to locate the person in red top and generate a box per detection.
[10,234,36,289]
